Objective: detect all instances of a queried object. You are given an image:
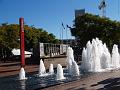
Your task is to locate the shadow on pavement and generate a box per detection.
[91,77,120,90]
[67,87,85,90]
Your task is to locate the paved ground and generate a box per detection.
[0,56,66,77]
[1,61,120,90]
[0,61,39,77]
[40,70,120,90]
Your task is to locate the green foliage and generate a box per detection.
[0,24,20,49]
[71,13,120,50]
[24,25,59,50]
[0,23,58,58]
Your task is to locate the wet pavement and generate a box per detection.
[1,62,120,90]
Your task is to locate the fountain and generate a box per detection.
[49,64,54,75]
[91,39,102,72]
[72,61,80,76]
[66,47,80,76]
[81,38,120,72]
[81,48,88,72]
[0,17,85,90]
[56,64,65,80]
[39,59,46,76]
[111,44,120,68]
[19,67,27,80]
[66,47,73,75]
[4,38,120,90]
[100,43,111,69]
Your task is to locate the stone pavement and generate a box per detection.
[40,70,120,90]
[0,62,39,77]
[1,62,120,90]
[0,56,66,77]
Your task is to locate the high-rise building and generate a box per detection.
[75,9,85,18]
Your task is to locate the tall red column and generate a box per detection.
[19,18,25,67]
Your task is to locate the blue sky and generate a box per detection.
[0,0,119,39]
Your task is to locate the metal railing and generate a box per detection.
[33,43,68,58]
[41,43,68,57]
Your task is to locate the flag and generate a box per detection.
[62,22,65,29]
[66,25,71,29]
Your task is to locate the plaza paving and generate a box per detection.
[1,62,120,90]
[0,62,39,77]
[40,70,120,90]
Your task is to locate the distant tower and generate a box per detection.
[98,0,106,18]
[75,9,85,18]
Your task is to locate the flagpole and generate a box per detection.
[62,22,65,44]
[66,25,68,45]
[62,26,63,44]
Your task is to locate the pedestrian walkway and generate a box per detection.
[40,70,120,90]
[1,62,120,90]
[0,62,39,77]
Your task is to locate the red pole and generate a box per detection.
[19,18,25,67]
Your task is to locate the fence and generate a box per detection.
[33,43,68,58]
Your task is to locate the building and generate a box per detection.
[75,9,85,18]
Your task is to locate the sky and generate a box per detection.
[0,0,119,39]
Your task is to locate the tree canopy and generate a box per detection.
[0,23,59,58]
[71,13,120,50]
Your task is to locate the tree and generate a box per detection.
[0,23,58,59]
[71,13,120,50]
